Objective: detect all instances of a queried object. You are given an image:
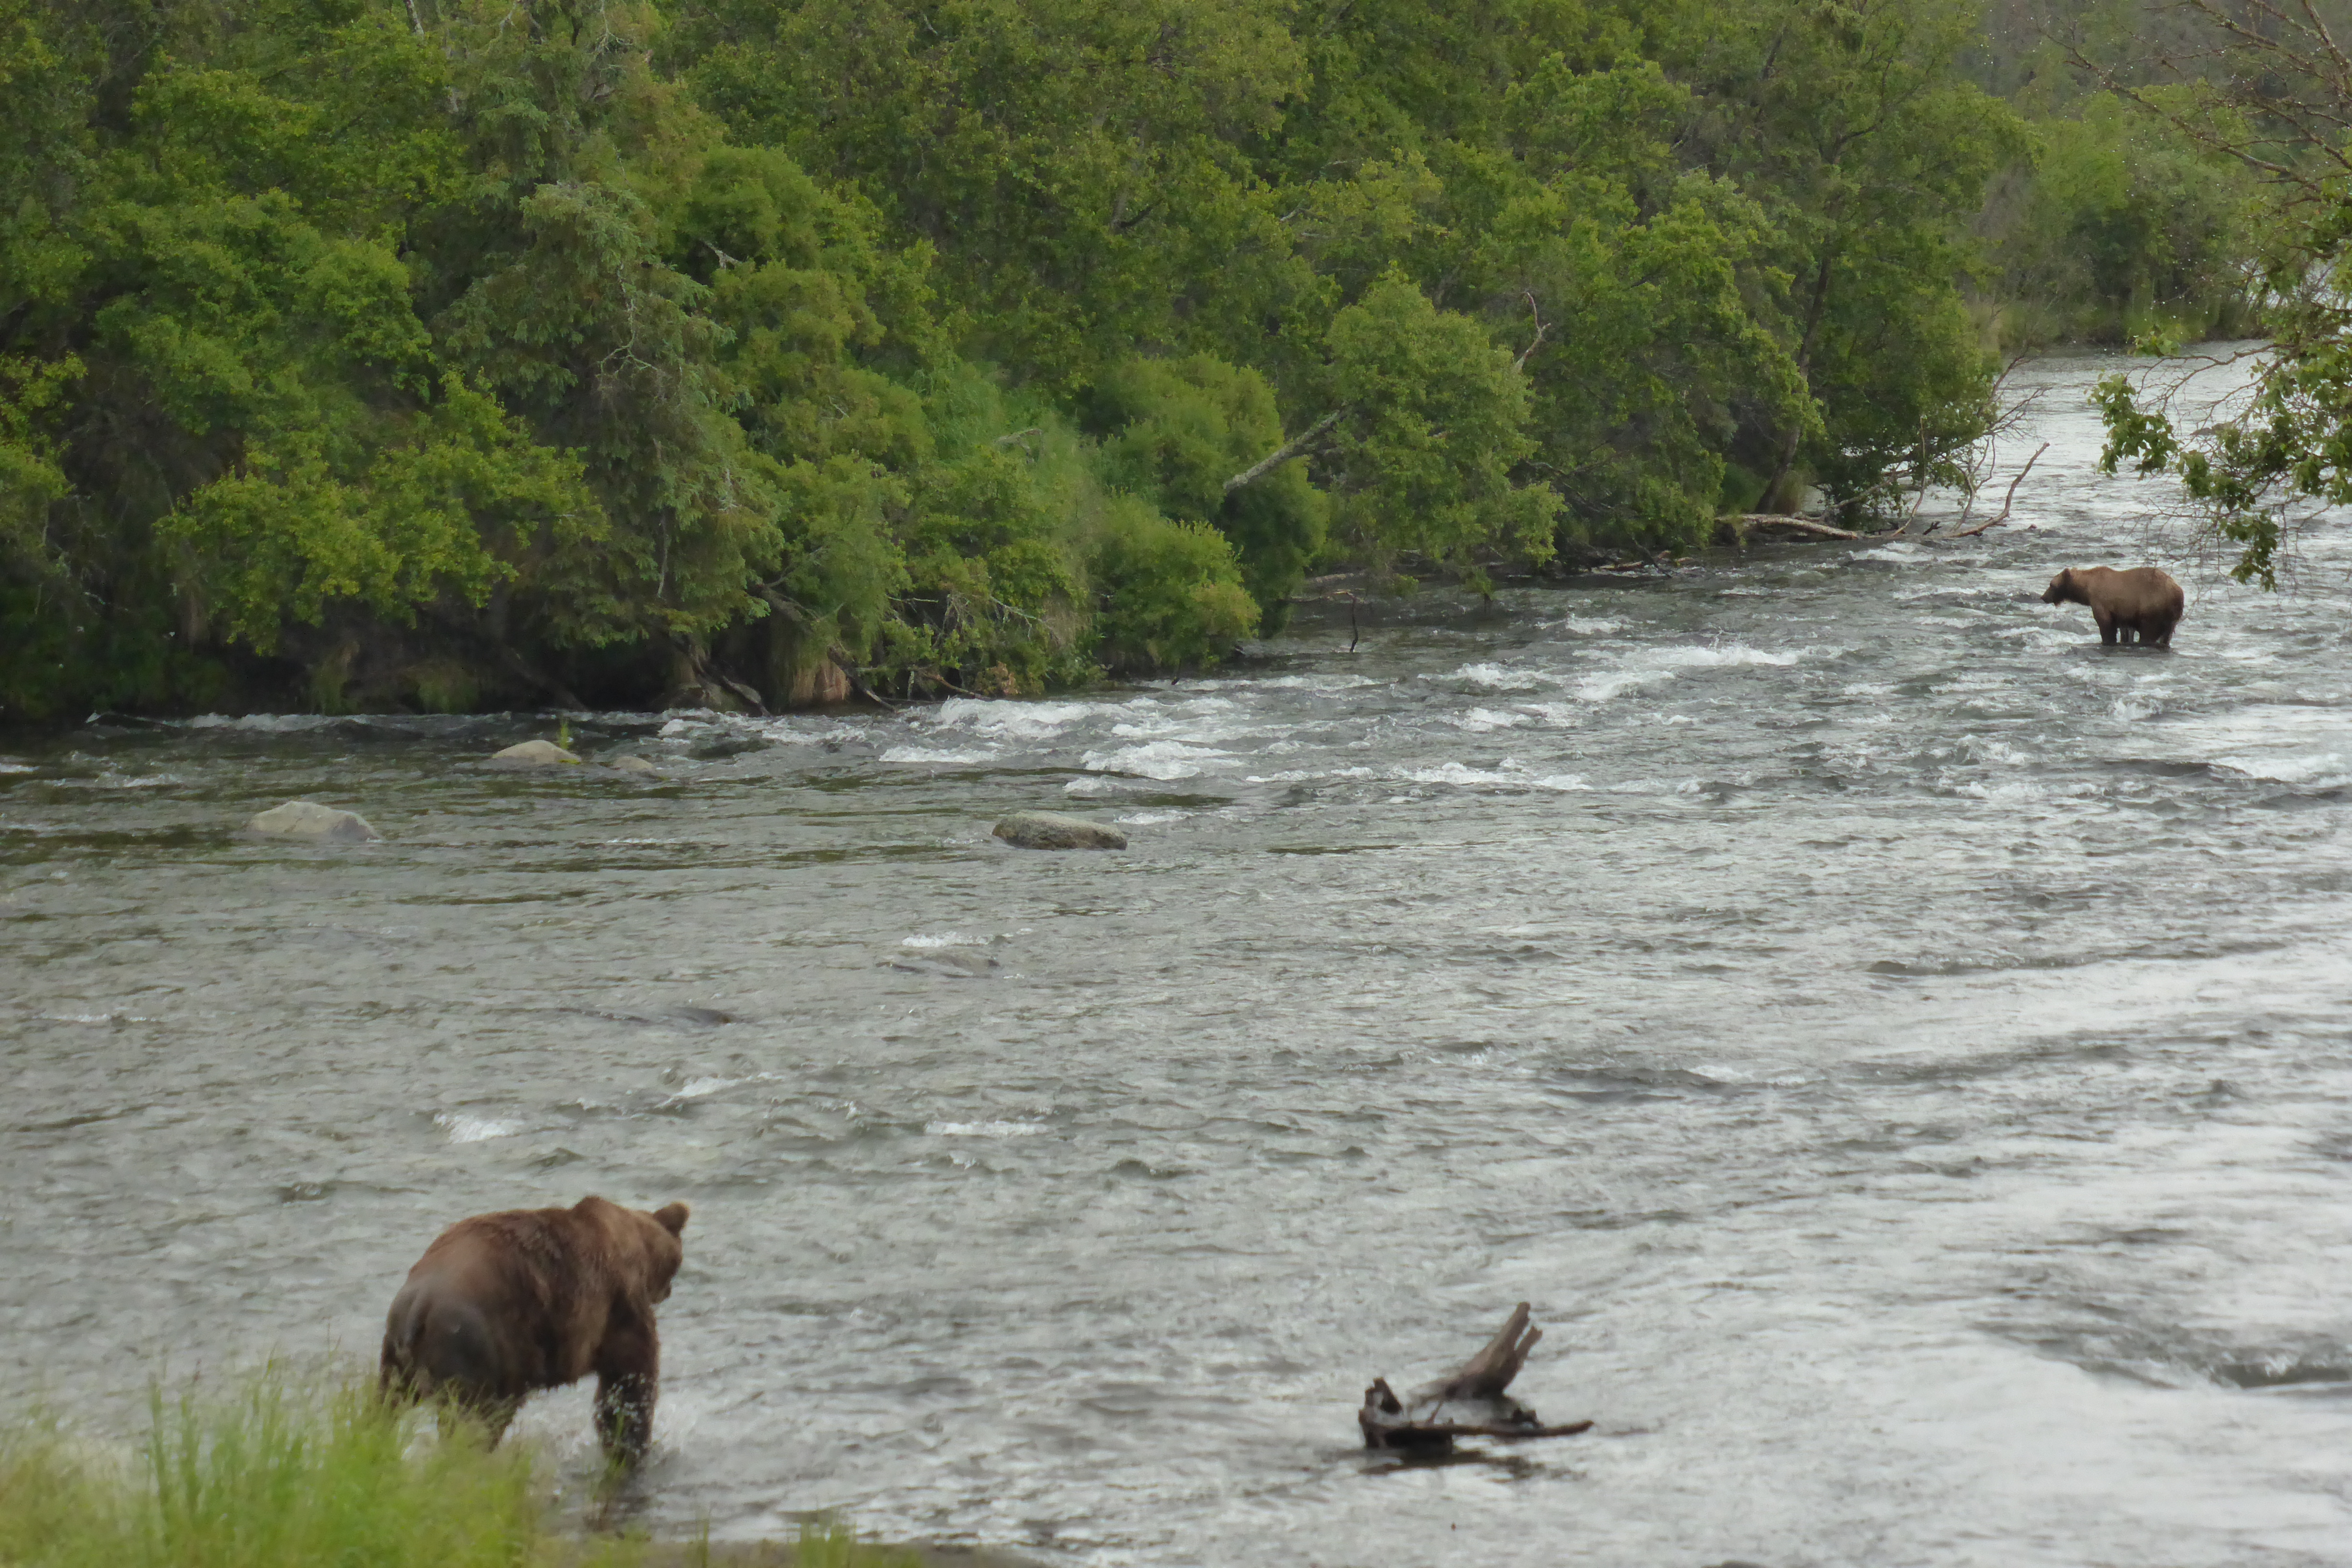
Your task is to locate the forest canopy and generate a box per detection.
[0,0,2269,720]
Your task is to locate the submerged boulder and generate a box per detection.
[491,739,582,766]
[992,811,1127,851]
[246,800,380,842]
[605,753,662,776]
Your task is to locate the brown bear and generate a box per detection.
[2041,566,2185,646]
[379,1196,688,1461]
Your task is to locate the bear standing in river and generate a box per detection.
[380,1196,688,1461]
[2041,566,2184,646]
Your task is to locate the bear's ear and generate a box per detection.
[653,1201,689,1236]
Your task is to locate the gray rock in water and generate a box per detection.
[246,800,380,841]
[605,753,662,776]
[491,739,582,766]
[992,810,1127,850]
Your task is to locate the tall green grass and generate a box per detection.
[0,1372,920,1568]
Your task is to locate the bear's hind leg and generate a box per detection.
[594,1326,660,1464]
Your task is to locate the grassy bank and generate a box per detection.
[0,1373,976,1568]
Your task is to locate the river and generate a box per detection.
[5,349,2352,1567]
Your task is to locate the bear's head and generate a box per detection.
[2041,569,2081,605]
[643,1201,688,1303]
[574,1196,689,1304]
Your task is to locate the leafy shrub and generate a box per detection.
[1087,496,1259,674]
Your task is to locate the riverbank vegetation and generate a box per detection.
[0,1373,919,1568]
[0,0,2276,722]
[1970,1,2265,350]
[2089,0,2352,589]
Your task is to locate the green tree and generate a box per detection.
[1664,0,2026,513]
[1087,353,1325,616]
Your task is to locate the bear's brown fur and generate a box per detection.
[379,1196,688,1461]
[2041,566,2184,647]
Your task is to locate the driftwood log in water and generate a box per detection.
[1358,1303,1593,1452]
[1737,513,1865,540]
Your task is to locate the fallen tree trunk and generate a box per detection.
[1358,1303,1593,1452]
[1737,513,1863,540]
[1224,408,1345,495]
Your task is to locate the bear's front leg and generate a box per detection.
[2094,608,2118,644]
[593,1326,659,1463]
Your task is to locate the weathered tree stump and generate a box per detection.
[1358,1303,1592,1452]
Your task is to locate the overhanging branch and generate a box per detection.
[1224,408,1346,495]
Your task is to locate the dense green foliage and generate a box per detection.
[1968,1,2263,347]
[0,0,2253,719]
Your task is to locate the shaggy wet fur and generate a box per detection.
[379,1196,687,1461]
[2041,566,2184,647]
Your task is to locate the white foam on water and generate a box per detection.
[1995,625,2089,650]
[0,761,37,774]
[881,746,997,765]
[1951,777,2101,803]
[1607,776,1706,796]
[2151,703,2352,786]
[1062,775,1137,795]
[2211,751,2352,788]
[1446,662,1553,690]
[658,718,692,736]
[1099,700,1268,747]
[1241,766,1379,784]
[1605,772,1756,795]
[1570,641,1814,703]
[902,932,986,949]
[924,1120,1051,1138]
[434,1113,521,1144]
[1080,740,1234,780]
[1574,668,1675,701]
[1187,671,1383,695]
[1552,616,1624,635]
[674,1077,739,1099]
[1644,643,1804,668]
[1452,707,1532,732]
[1397,760,1591,791]
[1115,810,1188,825]
[931,697,1139,740]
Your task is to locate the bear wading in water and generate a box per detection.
[380,1196,688,1461]
[2041,566,2184,647]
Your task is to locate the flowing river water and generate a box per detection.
[6,350,2352,1567]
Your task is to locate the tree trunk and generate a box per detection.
[1224,408,1346,496]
